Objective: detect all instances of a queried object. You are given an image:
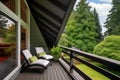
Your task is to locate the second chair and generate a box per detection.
[35,47,54,60]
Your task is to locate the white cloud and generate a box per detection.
[100,0,112,3]
[89,2,112,17]
[89,2,112,33]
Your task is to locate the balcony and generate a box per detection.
[15,46,120,80]
[15,62,72,80]
[1,0,120,80]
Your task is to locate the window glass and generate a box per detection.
[0,11,17,80]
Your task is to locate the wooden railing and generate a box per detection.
[59,46,120,80]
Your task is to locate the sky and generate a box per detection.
[74,0,112,34]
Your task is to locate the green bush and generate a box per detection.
[50,46,62,61]
[58,33,69,47]
[94,35,120,61]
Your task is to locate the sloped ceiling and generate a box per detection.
[27,0,76,48]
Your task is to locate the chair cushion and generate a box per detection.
[32,59,49,67]
[38,52,46,57]
[43,55,54,59]
[29,56,38,63]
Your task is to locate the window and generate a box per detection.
[0,11,17,80]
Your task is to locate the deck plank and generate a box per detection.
[15,62,72,80]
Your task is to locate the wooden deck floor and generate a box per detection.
[15,62,72,80]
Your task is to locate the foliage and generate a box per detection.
[104,0,120,35]
[93,8,103,43]
[66,0,98,53]
[0,14,8,37]
[4,24,16,44]
[50,46,62,61]
[0,26,7,38]
[94,35,120,61]
[58,33,69,47]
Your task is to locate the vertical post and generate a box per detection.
[70,51,74,73]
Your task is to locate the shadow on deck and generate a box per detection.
[15,62,72,80]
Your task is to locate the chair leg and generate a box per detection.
[21,65,29,72]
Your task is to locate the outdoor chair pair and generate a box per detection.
[22,47,53,71]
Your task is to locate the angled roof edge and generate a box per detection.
[54,0,76,45]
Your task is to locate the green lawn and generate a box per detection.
[91,61,120,76]
[76,64,110,80]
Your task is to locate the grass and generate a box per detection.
[76,64,110,80]
[91,61,120,76]
[64,55,120,79]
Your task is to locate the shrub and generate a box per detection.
[94,35,120,61]
[50,46,62,61]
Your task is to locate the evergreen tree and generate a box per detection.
[66,0,98,53]
[65,10,76,47]
[104,0,120,35]
[93,8,103,43]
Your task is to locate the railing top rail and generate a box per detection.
[59,45,120,67]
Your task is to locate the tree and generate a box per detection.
[66,0,98,53]
[0,14,8,37]
[94,35,120,61]
[58,33,69,47]
[65,10,76,47]
[4,24,16,44]
[104,0,120,35]
[93,8,103,43]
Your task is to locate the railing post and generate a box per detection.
[70,51,74,73]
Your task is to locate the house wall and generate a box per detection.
[30,14,49,54]
[0,0,49,79]
[0,0,30,80]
